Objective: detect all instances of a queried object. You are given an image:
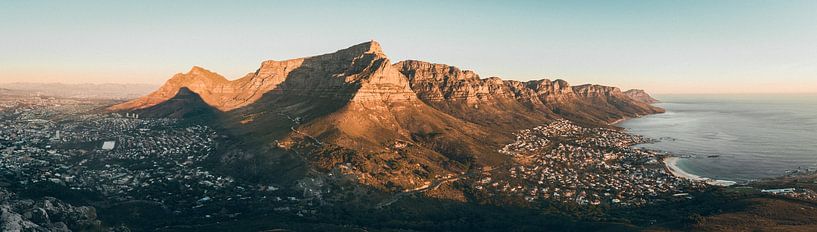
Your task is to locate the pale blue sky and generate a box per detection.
[1,0,816,93]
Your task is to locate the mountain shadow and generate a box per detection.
[133,87,217,119]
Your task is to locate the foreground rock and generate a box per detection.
[0,188,101,232]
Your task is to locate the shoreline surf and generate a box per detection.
[662,156,736,186]
[617,112,738,187]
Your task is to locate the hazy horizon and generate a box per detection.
[4,80,817,95]
[2,1,816,94]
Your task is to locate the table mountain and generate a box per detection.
[108,41,663,195]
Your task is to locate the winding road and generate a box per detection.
[278,112,322,145]
[376,176,461,208]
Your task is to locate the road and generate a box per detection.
[376,176,461,208]
[278,112,322,145]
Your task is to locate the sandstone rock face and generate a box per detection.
[395,60,486,102]
[624,89,660,104]
[572,84,622,97]
[397,60,576,104]
[395,60,663,126]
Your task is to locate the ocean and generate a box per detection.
[618,94,817,183]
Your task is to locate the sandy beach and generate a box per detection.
[609,117,633,125]
[663,156,736,186]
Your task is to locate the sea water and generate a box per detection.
[618,94,817,183]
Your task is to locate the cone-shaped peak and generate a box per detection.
[181,66,227,81]
[187,66,214,75]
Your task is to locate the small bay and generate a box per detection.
[619,94,817,183]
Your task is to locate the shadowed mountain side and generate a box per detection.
[131,87,217,119]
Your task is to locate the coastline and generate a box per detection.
[619,107,737,187]
[663,156,736,186]
[609,118,628,125]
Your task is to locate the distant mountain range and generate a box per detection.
[0,83,157,99]
[110,41,662,191]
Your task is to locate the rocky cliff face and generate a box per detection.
[624,89,660,104]
[395,60,663,127]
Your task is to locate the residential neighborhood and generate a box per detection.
[477,119,707,206]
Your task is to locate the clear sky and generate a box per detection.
[1,0,816,94]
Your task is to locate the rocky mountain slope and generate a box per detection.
[396,60,663,128]
[109,41,663,195]
[624,89,660,104]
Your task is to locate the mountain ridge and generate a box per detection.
[395,59,663,128]
[111,41,662,121]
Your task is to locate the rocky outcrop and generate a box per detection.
[394,60,487,102]
[0,188,101,231]
[624,89,660,104]
[572,84,622,97]
[396,60,577,105]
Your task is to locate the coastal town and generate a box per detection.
[475,119,708,206]
[2,93,816,230]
